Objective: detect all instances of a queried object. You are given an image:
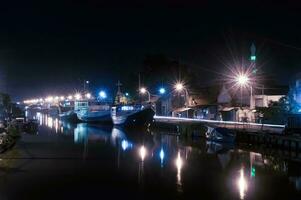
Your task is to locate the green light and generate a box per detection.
[251,167,256,177]
[250,55,256,61]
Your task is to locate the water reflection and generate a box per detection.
[175,151,183,192]
[159,148,165,167]
[23,110,301,197]
[237,168,248,200]
[139,145,147,162]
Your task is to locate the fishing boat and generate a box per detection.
[58,101,78,122]
[74,100,111,123]
[111,104,155,126]
[110,80,155,126]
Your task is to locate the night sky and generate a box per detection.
[0,1,301,100]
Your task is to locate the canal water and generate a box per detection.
[0,113,301,199]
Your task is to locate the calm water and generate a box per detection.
[0,112,301,199]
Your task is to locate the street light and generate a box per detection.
[85,93,91,99]
[140,87,151,102]
[75,93,81,100]
[235,73,254,109]
[159,87,166,94]
[174,82,189,107]
[99,91,107,99]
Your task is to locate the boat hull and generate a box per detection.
[77,110,112,123]
[111,106,155,126]
[59,111,78,122]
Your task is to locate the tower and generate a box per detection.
[250,43,257,75]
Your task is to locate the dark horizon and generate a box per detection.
[1,1,301,100]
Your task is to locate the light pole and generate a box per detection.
[140,87,151,102]
[174,82,189,107]
[235,74,254,109]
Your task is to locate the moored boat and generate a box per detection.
[111,104,155,126]
[75,100,111,123]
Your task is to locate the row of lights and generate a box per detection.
[24,92,105,104]
[24,81,189,104]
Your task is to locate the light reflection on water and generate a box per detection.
[31,112,301,198]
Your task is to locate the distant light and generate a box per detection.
[55,96,59,100]
[251,166,256,177]
[125,92,129,96]
[85,93,91,99]
[159,87,166,94]
[175,83,184,91]
[60,96,65,101]
[75,93,81,100]
[86,80,90,84]
[99,91,107,99]
[67,95,73,100]
[139,146,147,161]
[250,55,256,61]
[46,96,54,102]
[140,87,147,94]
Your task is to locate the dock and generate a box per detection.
[154,115,285,134]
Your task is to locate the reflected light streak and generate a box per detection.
[47,117,53,128]
[54,118,59,133]
[139,146,147,161]
[175,151,183,190]
[159,148,165,166]
[237,168,248,200]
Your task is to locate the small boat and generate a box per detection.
[111,103,155,126]
[58,102,78,122]
[205,127,236,143]
[74,100,111,123]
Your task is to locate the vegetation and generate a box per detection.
[256,96,290,124]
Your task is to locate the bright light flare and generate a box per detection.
[174,82,184,91]
[85,93,91,99]
[236,74,250,86]
[140,87,147,94]
[159,87,166,94]
[67,95,73,100]
[99,91,107,99]
[75,93,81,100]
[60,96,65,101]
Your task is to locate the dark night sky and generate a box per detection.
[0,1,301,100]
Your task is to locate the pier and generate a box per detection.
[154,115,285,134]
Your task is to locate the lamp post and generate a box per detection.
[140,87,151,102]
[174,82,189,107]
[235,74,254,109]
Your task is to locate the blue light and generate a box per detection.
[159,148,165,164]
[121,140,129,151]
[99,91,107,99]
[159,87,166,94]
[125,92,129,96]
[121,139,132,151]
